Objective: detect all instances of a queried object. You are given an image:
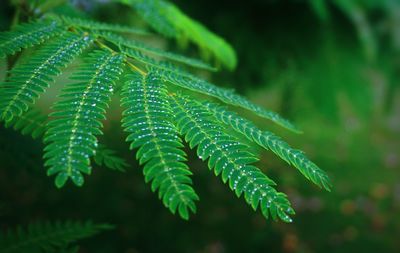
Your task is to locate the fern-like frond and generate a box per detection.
[157,69,300,133]
[163,2,237,70]
[119,0,176,37]
[0,13,331,223]
[0,32,93,122]
[100,32,216,71]
[3,108,47,139]
[202,102,332,191]
[59,15,150,36]
[121,72,198,220]
[44,50,125,188]
[169,94,294,222]
[0,20,63,58]
[0,220,113,253]
[119,0,237,70]
[93,144,129,172]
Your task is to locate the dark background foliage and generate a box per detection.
[1,0,399,252]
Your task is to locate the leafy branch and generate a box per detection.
[0,1,331,222]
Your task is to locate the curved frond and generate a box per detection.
[119,0,237,69]
[119,0,176,37]
[158,69,301,133]
[44,50,125,188]
[0,20,63,58]
[121,72,198,220]
[203,102,332,191]
[0,32,93,122]
[170,94,295,222]
[164,2,237,70]
[0,220,113,253]
[101,32,216,71]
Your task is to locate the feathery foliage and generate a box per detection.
[60,15,150,36]
[121,72,198,220]
[157,68,301,132]
[93,144,129,172]
[119,0,176,37]
[0,20,63,58]
[0,32,93,122]
[0,220,113,253]
[118,0,237,70]
[202,102,332,191]
[100,32,216,71]
[44,50,125,188]
[170,94,295,222]
[0,0,331,222]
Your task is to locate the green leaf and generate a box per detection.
[121,71,199,219]
[101,32,216,71]
[202,102,332,191]
[93,144,129,172]
[59,15,151,36]
[0,20,63,58]
[0,32,93,122]
[170,94,295,222]
[0,13,331,223]
[157,68,301,133]
[119,0,237,70]
[120,0,176,37]
[44,50,125,188]
[0,220,113,253]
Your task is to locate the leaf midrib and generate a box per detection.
[172,96,289,215]
[141,77,189,206]
[2,34,84,119]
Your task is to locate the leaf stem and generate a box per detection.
[94,38,146,75]
[95,40,114,53]
[126,61,147,76]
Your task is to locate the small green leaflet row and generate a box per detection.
[0,32,93,121]
[44,50,125,188]
[121,72,199,220]
[0,220,113,253]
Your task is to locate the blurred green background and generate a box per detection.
[0,0,399,252]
